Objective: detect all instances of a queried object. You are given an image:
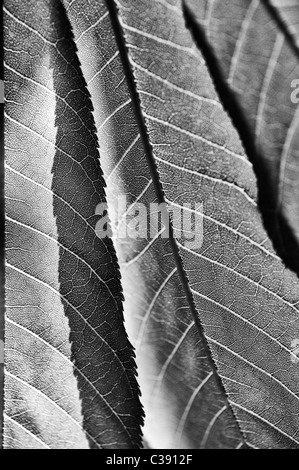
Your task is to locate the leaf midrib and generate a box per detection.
[106,0,248,447]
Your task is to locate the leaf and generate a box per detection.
[4,0,143,449]
[184,0,299,274]
[114,0,299,448]
[4,0,299,450]
[266,0,299,52]
[64,0,244,449]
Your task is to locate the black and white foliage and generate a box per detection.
[3,0,299,449]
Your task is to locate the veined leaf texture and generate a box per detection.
[3,0,299,449]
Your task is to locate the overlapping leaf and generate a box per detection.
[116,0,299,448]
[184,0,299,273]
[4,0,299,450]
[64,0,244,449]
[267,0,299,51]
[4,0,143,449]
